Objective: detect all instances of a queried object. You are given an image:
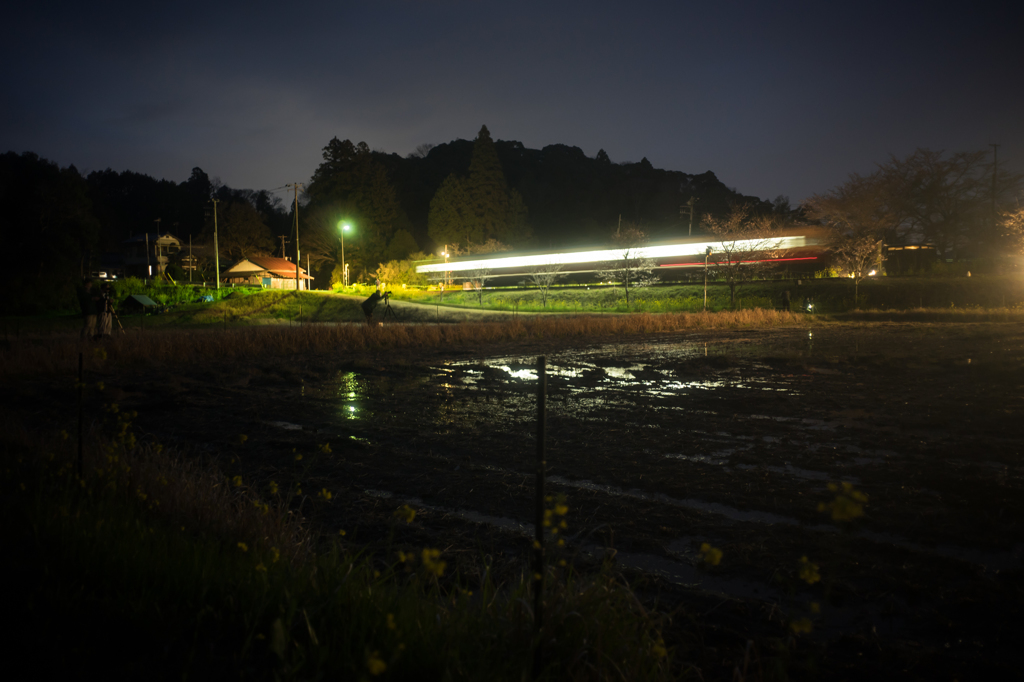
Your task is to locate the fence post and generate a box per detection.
[77,352,84,478]
[532,355,547,677]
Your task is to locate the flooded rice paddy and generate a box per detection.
[14,321,1024,676]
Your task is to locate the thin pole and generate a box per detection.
[704,250,710,311]
[532,355,547,676]
[288,183,303,291]
[341,228,346,287]
[211,198,221,290]
[77,352,84,478]
[991,143,1000,237]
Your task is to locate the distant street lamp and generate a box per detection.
[704,246,713,311]
[338,221,352,287]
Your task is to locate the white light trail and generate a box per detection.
[415,236,811,274]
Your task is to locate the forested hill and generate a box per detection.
[376,139,772,249]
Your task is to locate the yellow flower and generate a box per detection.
[232,475,243,487]
[819,481,868,521]
[554,503,569,516]
[557,539,565,547]
[367,652,387,676]
[386,613,397,631]
[237,434,248,445]
[339,529,346,536]
[318,488,332,501]
[268,481,279,495]
[255,563,267,572]
[319,442,332,454]
[652,638,668,658]
[799,556,821,585]
[238,542,248,552]
[270,547,280,563]
[295,454,302,461]
[421,548,446,577]
[394,504,416,524]
[790,617,814,634]
[95,381,105,391]
[699,543,723,566]
[532,540,541,549]
[810,601,821,614]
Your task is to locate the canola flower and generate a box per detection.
[790,617,814,635]
[237,542,248,552]
[799,556,821,585]
[232,475,243,487]
[318,488,332,501]
[237,434,248,446]
[366,651,387,676]
[268,481,279,496]
[699,542,723,566]
[318,442,332,454]
[819,481,868,521]
[421,548,446,577]
[394,504,416,524]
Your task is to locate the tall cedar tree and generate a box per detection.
[428,174,478,248]
[466,125,510,242]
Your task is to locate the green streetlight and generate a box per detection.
[338,221,352,287]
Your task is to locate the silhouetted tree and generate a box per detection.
[428,174,477,248]
[528,261,566,308]
[218,200,274,261]
[703,205,783,308]
[1,152,100,313]
[597,225,658,311]
[466,125,510,243]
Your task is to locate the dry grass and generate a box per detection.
[0,309,806,377]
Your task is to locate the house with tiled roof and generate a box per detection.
[221,256,312,289]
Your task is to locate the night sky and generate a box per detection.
[3,0,1021,204]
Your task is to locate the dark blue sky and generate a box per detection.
[3,0,1021,204]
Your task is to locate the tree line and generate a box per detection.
[2,133,1020,314]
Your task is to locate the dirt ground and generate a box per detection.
[8,320,1024,679]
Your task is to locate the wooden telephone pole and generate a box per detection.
[210,198,220,290]
[286,183,304,291]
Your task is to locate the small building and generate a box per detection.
[221,256,313,289]
[123,233,182,278]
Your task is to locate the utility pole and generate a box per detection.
[277,235,290,258]
[211,198,221,290]
[680,197,697,237]
[991,143,1000,238]
[286,183,303,291]
[704,246,712,311]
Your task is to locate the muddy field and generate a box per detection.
[9,321,1024,679]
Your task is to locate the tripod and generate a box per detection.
[382,293,397,321]
[110,307,126,334]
